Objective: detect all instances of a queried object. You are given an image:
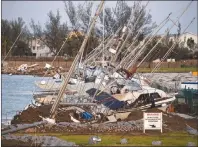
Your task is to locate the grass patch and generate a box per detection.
[137,67,197,73]
[14,132,197,146]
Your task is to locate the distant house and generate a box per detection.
[28,37,53,57]
[158,32,197,50]
[178,32,197,48]
[169,32,197,49]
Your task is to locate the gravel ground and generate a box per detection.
[6,107,197,135]
[2,134,78,146]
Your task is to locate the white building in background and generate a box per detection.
[169,32,197,49]
[29,37,53,57]
[179,32,197,47]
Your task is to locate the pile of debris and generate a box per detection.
[9,105,198,134]
[2,63,68,77]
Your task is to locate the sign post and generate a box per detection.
[143,112,162,133]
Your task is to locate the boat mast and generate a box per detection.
[102,2,105,67]
[151,17,195,73]
[50,1,105,119]
[112,1,149,63]
[125,0,193,73]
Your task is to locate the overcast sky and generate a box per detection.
[2,1,197,35]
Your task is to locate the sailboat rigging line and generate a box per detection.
[96,78,121,96]
[136,6,191,69]
[102,1,105,67]
[169,18,180,28]
[78,2,107,95]
[42,30,84,92]
[91,72,105,101]
[110,5,135,63]
[2,28,23,62]
[119,12,172,69]
[112,1,150,63]
[122,16,170,69]
[125,17,171,69]
[107,1,130,37]
[84,26,122,64]
[109,0,118,34]
[96,13,172,95]
[150,5,194,74]
[41,36,68,90]
[91,13,172,97]
[85,28,114,59]
[119,9,151,65]
[79,1,94,64]
[46,29,85,91]
[38,1,89,91]
[50,1,105,119]
[85,36,109,61]
[151,17,195,74]
[91,1,140,99]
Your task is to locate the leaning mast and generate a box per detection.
[50,0,105,119]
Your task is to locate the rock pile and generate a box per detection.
[20,119,143,134]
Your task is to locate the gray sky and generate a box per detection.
[2,1,197,35]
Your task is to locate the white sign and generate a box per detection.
[143,112,162,133]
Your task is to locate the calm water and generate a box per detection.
[1,74,49,121]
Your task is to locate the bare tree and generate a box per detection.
[99,7,116,37]
[97,1,156,40]
[114,1,132,29]
[77,2,93,33]
[64,1,79,30]
[129,2,157,41]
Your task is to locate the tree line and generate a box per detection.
[1,1,197,60]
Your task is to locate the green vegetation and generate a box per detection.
[15,132,197,146]
[137,67,197,73]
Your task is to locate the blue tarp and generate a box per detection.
[86,88,125,110]
[81,112,93,120]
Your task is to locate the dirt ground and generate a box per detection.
[9,105,198,135]
[11,105,78,124]
[1,139,41,147]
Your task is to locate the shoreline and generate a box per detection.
[1,71,194,76]
[1,72,51,77]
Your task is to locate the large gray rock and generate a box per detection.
[187,142,196,146]
[186,125,198,136]
[152,141,162,146]
[88,136,101,145]
[120,138,128,144]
